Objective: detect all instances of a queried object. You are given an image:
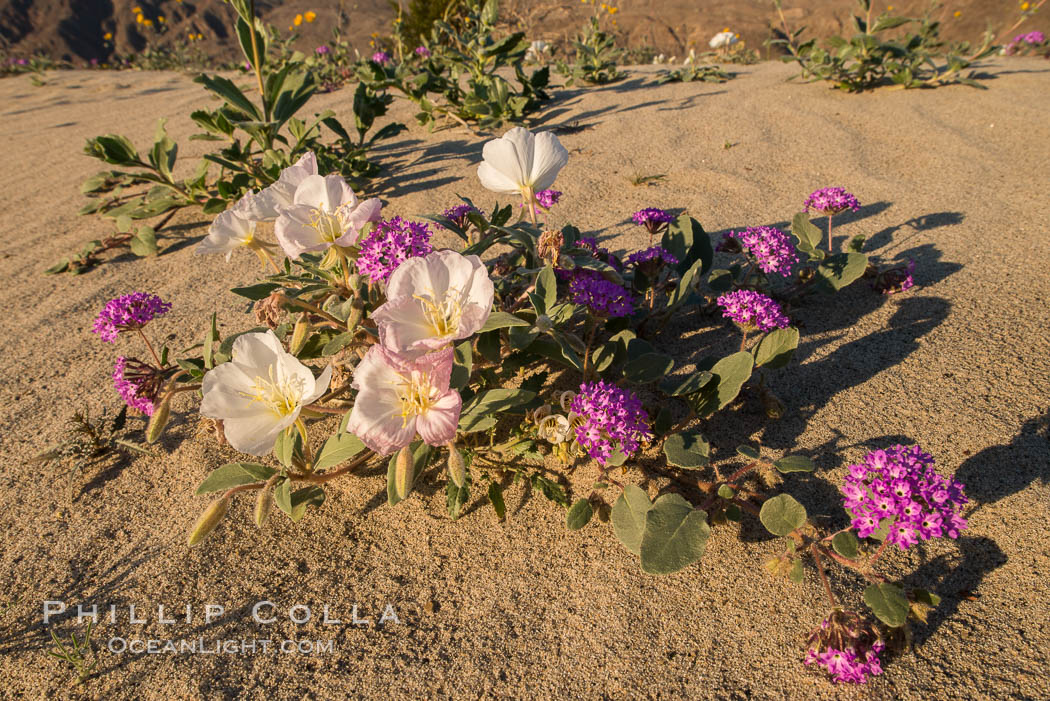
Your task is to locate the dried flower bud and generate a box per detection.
[187,495,231,546]
[446,443,466,488]
[394,445,413,500]
[254,292,286,329]
[538,229,564,265]
[146,393,172,444]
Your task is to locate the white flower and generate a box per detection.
[525,40,550,61]
[199,331,332,456]
[477,126,568,200]
[195,192,260,261]
[242,151,318,222]
[372,250,494,359]
[345,346,461,456]
[274,173,381,259]
[710,31,739,49]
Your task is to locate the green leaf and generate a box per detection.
[611,485,652,556]
[664,215,713,276]
[566,499,594,530]
[864,582,910,628]
[194,74,262,121]
[231,282,281,300]
[717,484,736,499]
[791,212,823,254]
[386,443,431,506]
[773,455,816,473]
[832,531,860,559]
[272,427,301,468]
[530,474,569,507]
[274,482,326,522]
[692,352,754,417]
[639,494,711,575]
[446,472,471,520]
[535,265,557,313]
[451,340,473,390]
[479,311,530,333]
[659,371,713,397]
[759,494,808,536]
[737,444,761,459]
[622,352,674,384]
[663,432,710,469]
[817,252,869,291]
[195,462,276,494]
[203,312,218,370]
[313,433,366,472]
[753,327,799,369]
[488,482,506,520]
[459,389,537,426]
[129,226,158,257]
[788,559,805,583]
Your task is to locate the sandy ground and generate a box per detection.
[0,58,1048,699]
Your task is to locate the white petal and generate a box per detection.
[200,363,264,419]
[224,411,297,456]
[303,365,333,405]
[477,162,523,195]
[292,174,332,209]
[528,132,569,192]
[345,390,415,456]
[416,391,462,446]
[231,331,285,377]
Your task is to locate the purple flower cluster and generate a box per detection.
[371,51,390,65]
[716,290,789,332]
[536,189,561,208]
[804,187,860,215]
[568,270,634,317]
[804,610,884,684]
[873,260,915,295]
[414,46,432,58]
[841,444,967,550]
[356,217,433,285]
[112,357,161,415]
[805,645,884,684]
[315,45,330,55]
[93,292,171,342]
[1013,31,1047,44]
[570,381,653,465]
[625,245,678,268]
[631,207,675,236]
[443,204,480,229]
[723,226,798,276]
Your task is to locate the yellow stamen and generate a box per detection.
[413,287,464,338]
[242,366,304,417]
[393,369,440,426]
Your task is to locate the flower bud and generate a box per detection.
[446,443,466,488]
[535,314,553,332]
[290,316,310,355]
[394,445,413,500]
[346,300,365,333]
[187,495,230,547]
[761,390,786,419]
[146,394,172,444]
[254,486,273,528]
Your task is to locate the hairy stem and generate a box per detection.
[136,328,163,368]
[811,543,837,607]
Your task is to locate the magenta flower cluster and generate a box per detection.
[568,270,634,317]
[716,290,790,332]
[414,46,432,58]
[631,207,674,236]
[570,381,653,465]
[371,51,390,65]
[536,189,561,208]
[315,45,330,55]
[92,292,171,342]
[112,357,159,415]
[840,444,968,550]
[724,226,798,276]
[804,187,860,215]
[356,217,433,285]
[443,204,480,229]
[1013,30,1046,45]
[804,643,885,684]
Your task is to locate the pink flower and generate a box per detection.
[372,250,494,359]
[345,346,461,455]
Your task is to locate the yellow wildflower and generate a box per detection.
[294,13,303,26]
[1021,1,1030,9]
[143,18,153,26]
[953,10,961,17]
[136,14,144,24]
[132,6,141,13]
[103,32,112,40]
[304,11,317,22]
[158,15,165,23]
[608,6,618,14]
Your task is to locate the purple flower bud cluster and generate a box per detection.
[872,260,915,295]
[625,245,678,268]
[93,292,172,342]
[356,217,433,285]
[722,226,798,276]
[716,290,790,332]
[804,610,884,684]
[631,207,675,236]
[568,270,634,317]
[841,444,967,550]
[570,381,653,465]
[443,204,480,230]
[371,51,390,65]
[315,45,330,55]
[112,357,162,415]
[804,187,860,215]
[414,46,432,58]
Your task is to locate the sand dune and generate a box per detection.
[0,59,1048,698]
